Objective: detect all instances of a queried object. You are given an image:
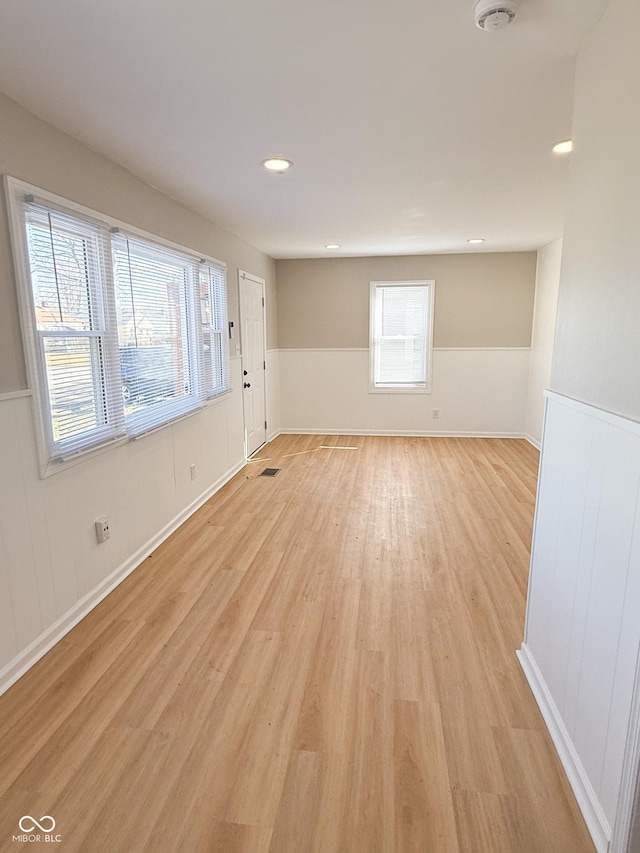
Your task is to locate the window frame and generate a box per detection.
[4,176,230,477]
[23,203,126,458]
[369,279,435,394]
[111,231,205,438]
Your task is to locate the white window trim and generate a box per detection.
[4,175,230,478]
[369,279,435,394]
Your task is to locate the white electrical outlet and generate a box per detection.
[190,463,197,481]
[95,517,110,543]
[432,409,440,419]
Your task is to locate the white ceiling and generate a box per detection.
[0,0,608,259]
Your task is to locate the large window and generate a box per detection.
[369,280,435,392]
[6,178,229,473]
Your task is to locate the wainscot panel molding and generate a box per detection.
[433,347,531,352]
[279,347,529,436]
[278,347,369,352]
[278,347,531,352]
[266,349,282,441]
[0,389,33,402]
[521,389,640,853]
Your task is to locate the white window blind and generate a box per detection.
[199,262,229,399]
[10,181,229,470]
[112,234,200,436]
[24,200,123,458]
[370,281,434,391]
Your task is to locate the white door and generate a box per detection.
[239,271,267,456]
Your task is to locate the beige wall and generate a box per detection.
[550,0,640,419]
[276,252,537,350]
[0,91,277,393]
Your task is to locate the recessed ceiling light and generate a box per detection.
[261,157,293,172]
[325,243,341,250]
[467,237,485,244]
[552,139,573,154]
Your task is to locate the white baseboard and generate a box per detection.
[279,428,529,440]
[0,457,246,697]
[517,643,611,853]
[610,644,640,853]
[523,433,542,450]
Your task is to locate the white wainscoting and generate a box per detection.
[0,360,248,695]
[279,347,530,436]
[520,390,640,853]
[266,349,281,441]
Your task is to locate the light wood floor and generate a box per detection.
[0,435,594,852]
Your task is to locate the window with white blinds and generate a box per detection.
[7,179,229,470]
[369,280,435,391]
[198,262,228,400]
[24,202,123,457]
[112,234,199,437]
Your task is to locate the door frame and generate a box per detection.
[238,269,267,458]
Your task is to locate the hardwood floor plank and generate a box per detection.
[113,567,244,732]
[196,821,273,853]
[453,788,528,853]
[391,587,438,702]
[338,650,394,853]
[269,751,324,853]
[139,628,283,852]
[69,728,174,853]
[223,602,324,826]
[293,579,361,756]
[394,699,459,853]
[356,578,393,652]
[40,725,155,850]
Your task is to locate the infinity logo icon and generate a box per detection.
[19,815,56,833]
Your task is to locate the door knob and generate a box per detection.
[244,382,251,388]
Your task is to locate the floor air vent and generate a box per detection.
[259,468,281,477]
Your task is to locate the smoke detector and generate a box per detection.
[474,0,519,31]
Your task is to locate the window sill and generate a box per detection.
[38,390,233,478]
[368,386,432,395]
[41,434,130,479]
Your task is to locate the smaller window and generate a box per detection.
[369,280,435,392]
